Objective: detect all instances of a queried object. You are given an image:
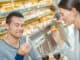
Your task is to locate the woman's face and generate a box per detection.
[60,8,75,25]
[60,8,80,29]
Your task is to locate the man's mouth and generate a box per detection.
[16,32,23,34]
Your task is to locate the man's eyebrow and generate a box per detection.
[14,23,19,25]
[14,23,24,26]
[14,22,24,24]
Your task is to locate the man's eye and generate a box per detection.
[15,24,19,27]
[21,24,24,27]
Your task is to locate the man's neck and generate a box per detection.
[4,34,20,48]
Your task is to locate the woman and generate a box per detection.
[57,0,80,60]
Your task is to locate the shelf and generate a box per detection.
[29,21,53,48]
[0,9,53,36]
[0,0,10,3]
[25,17,53,36]
[0,2,53,19]
[24,9,52,23]
[0,27,7,35]
[33,34,45,48]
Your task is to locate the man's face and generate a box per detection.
[60,8,75,25]
[6,16,24,38]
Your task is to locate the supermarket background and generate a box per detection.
[0,0,77,60]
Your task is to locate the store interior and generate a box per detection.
[0,0,77,60]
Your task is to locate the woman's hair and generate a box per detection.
[58,0,80,13]
[74,0,80,13]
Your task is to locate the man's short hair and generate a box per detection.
[6,11,24,24]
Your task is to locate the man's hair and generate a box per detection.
[58,0,80,13]
[6,11,24,24]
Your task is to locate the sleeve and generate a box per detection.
[28,38,42,60]
[15,53,24,60]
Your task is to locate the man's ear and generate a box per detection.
[5,24,9,30]
[71,8,78,16]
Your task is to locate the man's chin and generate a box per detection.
[15,35,23,39]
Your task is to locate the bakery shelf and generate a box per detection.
[0,2,53,18]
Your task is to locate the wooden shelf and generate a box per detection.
[0,2,53,18]
[0,0,10,3]
[0,28,7,36]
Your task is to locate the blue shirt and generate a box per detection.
[0,36,42,60]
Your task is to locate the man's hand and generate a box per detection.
[18,43,31,56]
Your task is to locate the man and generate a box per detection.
[0,11,42,60]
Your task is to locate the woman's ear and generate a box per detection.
[71,8,78,16]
